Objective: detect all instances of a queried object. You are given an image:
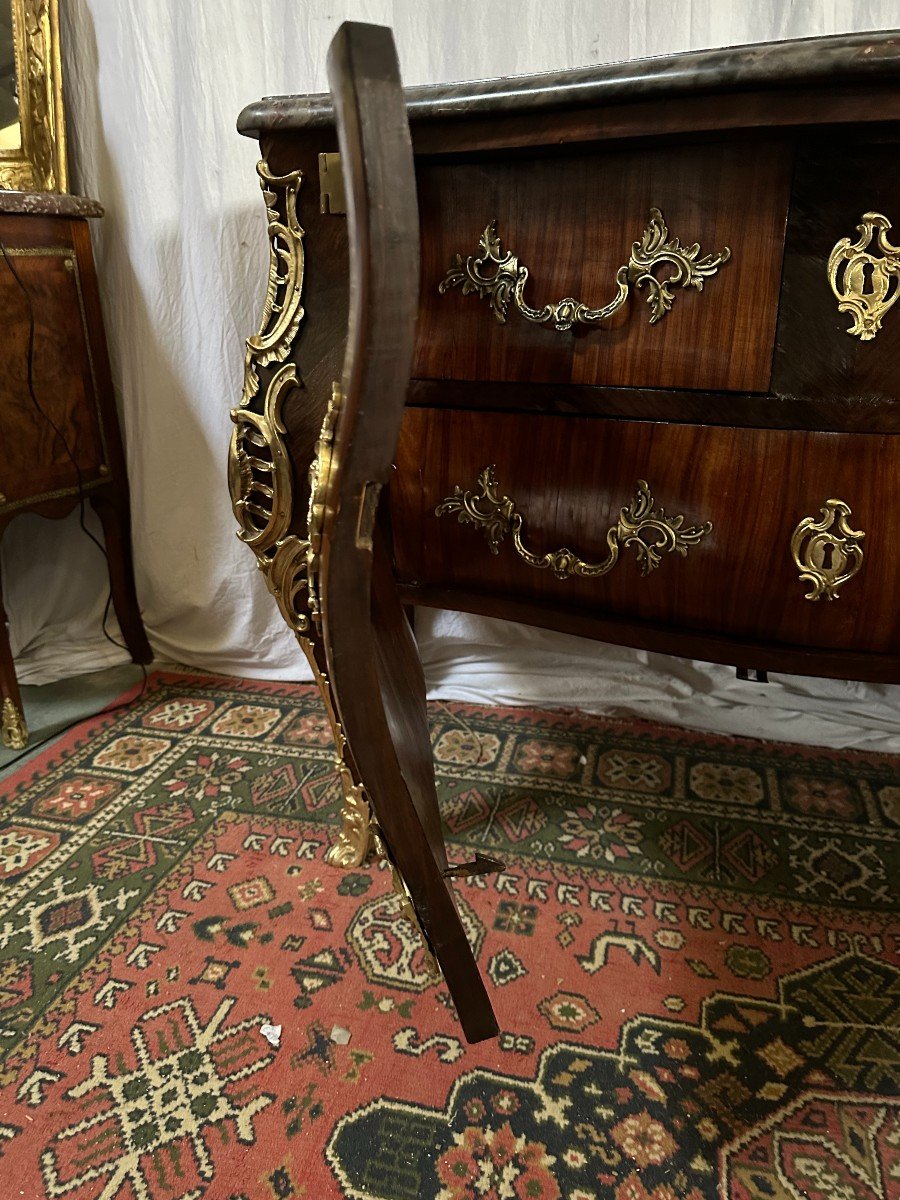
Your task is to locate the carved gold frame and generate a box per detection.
[1,0,67,192]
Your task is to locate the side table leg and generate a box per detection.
[90,491,153,664]
[0,557,27,749]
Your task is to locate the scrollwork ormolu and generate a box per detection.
[305,382,341,627]
[229,362,296,560]
[791,499,865,601]
[439,209,731,332]
[240,163,305,406]
[828,212,900,341]
[1,698,28,751]
[230,160,373,869]
[436,467,712,580]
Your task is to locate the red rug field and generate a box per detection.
[0,670,897,1199]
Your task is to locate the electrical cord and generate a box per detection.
[0,238,149,765]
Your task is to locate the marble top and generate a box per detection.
[238,28,900,136]
[0,191,103,218]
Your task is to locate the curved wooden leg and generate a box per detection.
[89,491,152,664]
[0,552,27,749]
[317,24,499,1042]
[324,527,499,1042]
[228,22,500,1040]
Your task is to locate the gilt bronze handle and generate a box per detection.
[438,208,731,332]
[435,467,712,580]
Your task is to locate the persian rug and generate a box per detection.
[0,670,897,1200]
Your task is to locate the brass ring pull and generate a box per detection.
[435,467,712,580]
[438,209,731,332]
[791,499,865,600]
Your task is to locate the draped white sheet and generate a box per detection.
[3,0,898,751]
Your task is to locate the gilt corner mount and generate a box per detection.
[1,696,27,749]
[439,208,731,332]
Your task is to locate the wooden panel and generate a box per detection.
[772,135,900,408]
[0,218,105,506]
[406,377,900,433]
[413,137,792,392]
[391,408,900,656]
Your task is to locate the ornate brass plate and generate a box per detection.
[828,212,900,341]
[790,499,865,601]
[439,209,730,332]
[436,467,712,579]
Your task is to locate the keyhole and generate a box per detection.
[810,537,838,574]
[860,260,876,296]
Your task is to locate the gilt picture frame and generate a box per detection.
[0,0,67,192]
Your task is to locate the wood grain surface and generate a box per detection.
[773,134,900,407]
[414,137,792,392]
[391,407,900,658]
[0,227,105,505]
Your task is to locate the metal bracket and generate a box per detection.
[442,854,505,880]
[736,668,768,683]
[318,152,346,215]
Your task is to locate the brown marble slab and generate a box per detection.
[238,29,900,135]
[0,192,103,218]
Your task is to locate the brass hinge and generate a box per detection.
[318,152,346,215]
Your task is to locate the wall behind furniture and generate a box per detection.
[2,0,898,750]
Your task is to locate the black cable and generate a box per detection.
[0,238,149,755]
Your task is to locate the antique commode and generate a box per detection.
[231,25,900,1040]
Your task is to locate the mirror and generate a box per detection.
[0,4,19,151]
[0,0,67,192]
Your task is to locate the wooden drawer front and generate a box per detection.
[773,137,900,407]
[392,408,899,655]
[414,138,791,393]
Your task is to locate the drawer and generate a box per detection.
[391,408,900,658]
[413,137,792,393]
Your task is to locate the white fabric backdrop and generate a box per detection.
[4,0,899,751]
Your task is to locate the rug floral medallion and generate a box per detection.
[0,671,897,1200]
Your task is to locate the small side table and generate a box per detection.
[0,191,150,748]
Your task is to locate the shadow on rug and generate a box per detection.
[0,670,897,1199]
